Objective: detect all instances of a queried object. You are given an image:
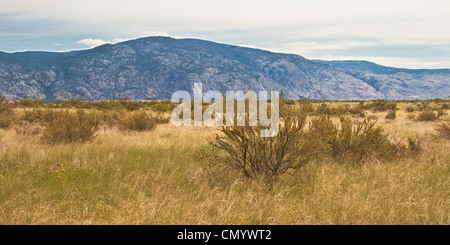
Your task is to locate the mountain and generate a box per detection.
[1,36,449,101]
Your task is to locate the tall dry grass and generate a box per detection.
[0,100,448,224]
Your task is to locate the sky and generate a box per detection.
[1,0,449,69]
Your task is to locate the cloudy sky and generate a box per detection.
[1,0,449,68]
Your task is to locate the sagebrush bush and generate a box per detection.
[416,110,438,121]
[307,115,336,154]
[13,99,44,108]
[154,115,171,124]
[151,102,178,113]
[329,116,399,163]
[42,110,100,143]
[435,122,450,140]
[368,100,397,112]
[118,111,157,131]
[406,106,415,113]
[407,137,422,154]
[385,109,397,120]
[198,110,323,181]
[0,95,15,129]
[437,109,446,117]
[298,99,314,113]
[348,105,365,117]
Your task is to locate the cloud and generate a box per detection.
[112,38,129,43]
[2,0,450,68]
[77,38,108,48]
[142,31,169,37]
[77,37,137,48]
[53,42,62,46]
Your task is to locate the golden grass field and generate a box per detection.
[0,101,449,224]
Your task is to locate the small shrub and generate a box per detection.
[154,115,171,124]
[315,102,333,115]
[329,116,397,163]
[406,106,415,113]
[442,103,450,110]
[407,137,422,154]
[368,100,397,112]
[416,110,437,121]
[437,109,446,117]
[99,110,121,127]
[385,109,397,120]
[298,99,314,113]
[118,111,157,131]
[42,110,100,143]
[13,99,44,108]
[436,123,450,140]
[0,95,15,129]
[348,105,365,117]
[307,116,336,154]
[151,102,178,113]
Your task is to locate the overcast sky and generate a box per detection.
[1,0,449,68]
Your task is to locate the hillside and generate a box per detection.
[1,37,449,101]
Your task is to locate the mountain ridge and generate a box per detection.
[1,36,449,101]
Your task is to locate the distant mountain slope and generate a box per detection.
[0,37,449,101]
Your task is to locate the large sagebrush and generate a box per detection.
[42,110,100,143]
[416,110,437,121]
[198,110,324,181]
[118,110,157,131]
[329,116,399,162]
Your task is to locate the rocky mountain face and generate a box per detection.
[0,37,449,101]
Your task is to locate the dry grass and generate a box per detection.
[0,101,449,225]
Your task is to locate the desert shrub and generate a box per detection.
[407,137,422,154]
[154,115,171,124]
[307,116,336,154]
[198,110,323,181]
[14,121,43,136]
[121,101,142,111]
[315,102,333,115]
[406,106,415,113]
[348,105,365,117]
[368,100,397,112]
[298,99,314,113]
[366,115,378,121]
[99,110,121,126]
[442,103,450,110]
[42,110,100,143]
[417,102,430,111]
[284,99,296,105]
[0,95,15,128]
[416,110,438,121]
[437,109,446,117]
[151,102,178,113]
[435,122,450,140]
[118,111,157,131]
[385,109,397,120]
[13,99,44,108]
[329,116,398,163]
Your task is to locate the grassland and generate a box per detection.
[0,99,449,224]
